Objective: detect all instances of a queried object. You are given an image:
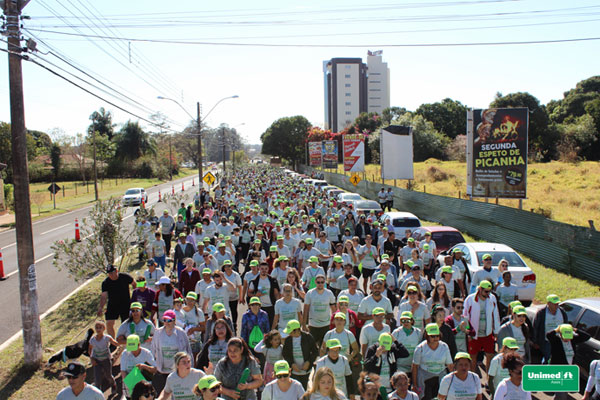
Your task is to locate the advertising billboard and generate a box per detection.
[343,134,365,172]
[322,140,338,169]
[308,141,322,167]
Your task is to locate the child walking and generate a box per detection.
[254,330,283,385]
[88,320,119,393]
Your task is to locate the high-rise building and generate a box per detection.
[366,50,390,116]
[323,58,368,133]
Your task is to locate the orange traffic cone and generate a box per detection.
[182,182,184,191]
[172,185,175,195]
[75,218,81,242]
[0,251,7,281]
[141,197,145,208]
[192,178,195,187]
[158,190,162,202]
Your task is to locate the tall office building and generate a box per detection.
[366,50,390,116]
[323,58,368,133]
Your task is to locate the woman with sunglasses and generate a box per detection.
[262,360,305,400]
[158,352,205,400]
[493,353,530,400]
[131,381,157,400]
[392,311,422,374]
[438,352,482,400]
[489,337,520,396]
[214,337,264,400]
[193,375,226,400]
[412,323,453,400]
[496,305,531,363]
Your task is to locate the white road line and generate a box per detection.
[40,223,70,236]
[3,242,16,249]
[4,253,54,278]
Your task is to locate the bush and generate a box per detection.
[4,183,13,211]
[427,166,449,182]
[445,135,467,162]
[391,113,451,161]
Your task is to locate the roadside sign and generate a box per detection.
[350,173,361,186]
[203,172,216,186]
[523,365,579,392]
[48,183,60,194]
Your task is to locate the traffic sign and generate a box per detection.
[203,172,216,186]
[350,173,361,186]
[48,183,60,194]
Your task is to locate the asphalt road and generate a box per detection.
[0,173,209,345]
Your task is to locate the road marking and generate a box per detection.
[4,253,55,278]
[40,223,70,236]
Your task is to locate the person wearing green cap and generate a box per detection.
[392,311,422,374]
[182,291,206,358]
[532,293,567,364]
[546,323,590,366]
[214,241,234,270]
[358,234,379,293]
[301,256,325,290]
[116,300,156,351]
[262,360,305,400]
[298,236,321,272]
[194,267,214,307]
[273,283,303,335]
[397,286,430,330]
[470,253,501,294]
[120,334,157,398]
[315,338,356,397]
[400,237,417,269]
[271,255,291,287]
[248,263,281,326]
[275,234,292,259]
[493,354,530,400]
[282,319,319,390]
[303,273,337,348]
[364,332,409,393]
[412,323,454,399]
[488,337,521,395]
[327,254,345,296]
[202,270,236,319]
[463,280,500,371]
[497,306,530,363]
[360,307,391,355]
[438,352,482,400]
[193,374,225,400]
[325,217,341,244]
[322,311,361,366]
[131,275,157,318]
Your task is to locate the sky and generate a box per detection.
[1,0,599,145]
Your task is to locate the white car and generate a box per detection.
[438,242,536,305]
[122,187,148,207]
[337,192,362,206]
[312,180,328,190]
[379,212,422,235]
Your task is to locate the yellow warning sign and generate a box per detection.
[350,173,361,186]
[203,172,216,186]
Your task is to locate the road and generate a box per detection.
[0,173,208,345]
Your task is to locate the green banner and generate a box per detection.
[523,365,579,392]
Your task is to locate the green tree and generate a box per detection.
[88,107,116,140]
[415,98,467,139]
[490,92,556,160]
[556,114,599,161]
[261,116,312,168]
[114,121,156,161]
[0,122,50,181]
[382,107,408,126]
[392,113,451,161]
[50,143,61,180]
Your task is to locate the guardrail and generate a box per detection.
[300,166,600,285]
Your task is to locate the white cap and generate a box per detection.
[158,276,171,285]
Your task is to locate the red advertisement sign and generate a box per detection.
[308,142,322,167]
[343,134,365,172]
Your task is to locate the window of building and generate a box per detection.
[345,93,351,97]
[370,80,381,83]
[345,102,351,106]
[345,74,351,78]
[345,111,352,115]
[345,65,351,69]
[344,83,351,87]
[345,120,352,124]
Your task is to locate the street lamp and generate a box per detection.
[157,95,239,187]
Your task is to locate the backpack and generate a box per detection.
[249,324,263,348]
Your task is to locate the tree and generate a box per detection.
[555,114,599,161]
[0,122,51,181]
[50,143,61,180]
[114,121,156,161]
[88,107,116,140]
[261,116,312,168]
[68,133,88,183]
[51,198,133,280]
[392,113,451,161]
[490,92,556,160]
[382,106,408,126]
[415,98,467,139]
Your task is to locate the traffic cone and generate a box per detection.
[75,218,81,242]
[158,190,162,202]
[192,178,195,187]
[0,251,7,281]
[182,182,184,191]
[141,197,145,208]
[172,185,175,195]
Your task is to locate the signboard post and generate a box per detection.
[467,108,529,199]
[203,172,216,187]
[48,182,60,209]
[343,134,365,172]
[308,142,322,167]
[322,140,338,170]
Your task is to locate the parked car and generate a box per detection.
[353,200,383,217]
[122,187,148,206]
[337,192,362,206]
[526,297,600,390]
[412,226,466,253]
[327,189,344,199]
[321,185,338,193]
[438,242,536,305]
[311,180,328,189]
[379,212,422,236]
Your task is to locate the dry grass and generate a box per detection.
[332,161,600,227]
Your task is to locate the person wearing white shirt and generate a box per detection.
[470,253,501,293]
[493,354,530,400]
[438,352,481,400]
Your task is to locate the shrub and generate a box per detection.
[445,135,467,162]
[427,165,449,182]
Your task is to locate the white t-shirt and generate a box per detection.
[251,277,273,307]
[262,379,306,400]
[360,245,378,269]
[224,271,242,301]
[358,295,393,316]
[305,288,336,327]
[496,284,518,306]
[274,298,303,331]
[120,348,156,397]
[302,266,325,286]
[271,267,290,287]
[56,384,104,400]
[116,319,156,350]
[323,328,357,358]
[391,327,422,372]
[588,359,600,394]
[397,302,429,330]
[359,323,391,349]
[292,336,307,376]
[544,309,565,335]
[327,267,345,290]
[338,290,365,313]
[471,267,501,288]
[194,279,213,305]
[413,341,452,375]
[494,378,532,400]
[438,371,482,400]
[315,355,352,396]
[204,284,231,315]
[164,368,205,400]
[489,353,510,389]
[144,268,165,289]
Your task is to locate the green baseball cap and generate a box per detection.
[270,245,278,252]
[212,303,225,313]
[278,255,289,261]
[379,333,393,351]
[203,237,211,242]
[512,305,527,315]
[334,312,346,320]
[423,243,430,249]
[406,285,418,293]
[249,260,259,267]
[254,239,261,244]
[273,360,290,376]
[126,334,140,352]
[202,268,212,275]
[454,352,471,361]
[559,324,574,339]
[479,280,493,290]
[338,295,349,304]
[381,254,390,260]
[441,266,454,274]
[179,233,186,238]
[223,260,232,266]
[136,281,146,288]
[509,300,522,309]
[308,256,319,263]
[284,319,301,334]
[130,302,143,310]
[372,307,386,316]
[400,311,413,320]
[482,253,493,260]
[249,297,261,305]
[197,375,221,390]
[407,238,415,243]
[326,338,342,349]
[425,323,440,336]
[186,292,198,301]
[305,238,314,244]
[547,294,560,304]
[453,247,463,253]
[218,242,226,247]
[277,235,284,240]
[333,255,343,263]
[502,337,519,349]
[405,260,414,267]
[377,274,387,281]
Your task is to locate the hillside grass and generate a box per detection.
[331,160,600,227]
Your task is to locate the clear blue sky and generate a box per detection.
[1,0,599,144]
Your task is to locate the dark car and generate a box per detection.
[412,226,466,253]
[353,200,383,217]
[527,297,600,391]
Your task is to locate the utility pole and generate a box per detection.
[4,0,42,368]
[92,130,98,201]
[197,102,203,185]
[221,126,226,175]
[169,135,172,181]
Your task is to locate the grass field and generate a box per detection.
[21,168,198,222]
[331,160,600,227]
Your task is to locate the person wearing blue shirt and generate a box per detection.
[241,297,270,345]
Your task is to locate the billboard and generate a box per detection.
[467,108,528,199]
[322,140,338,169]
[380,125,414,180]
[343,134,365,172]
[308,141,322,167]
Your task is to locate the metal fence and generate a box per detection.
[300,166,600,284]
